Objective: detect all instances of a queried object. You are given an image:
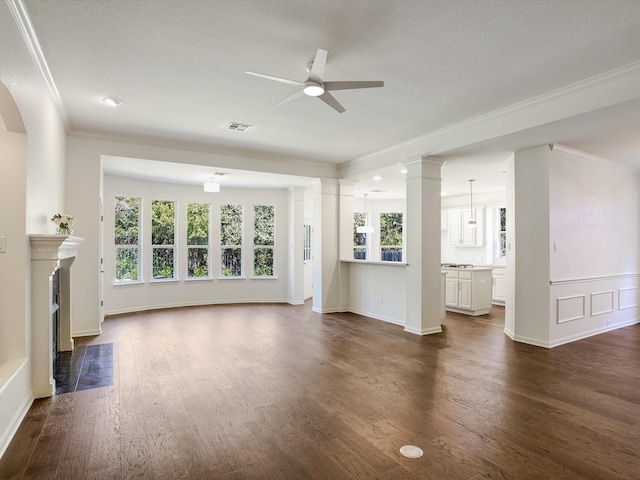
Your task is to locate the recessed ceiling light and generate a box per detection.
[400,169,407,174]
[441,191,447,196]
[102,97,122,107]
[373,175,382,181]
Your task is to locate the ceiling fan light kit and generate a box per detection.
[245,48,383,113]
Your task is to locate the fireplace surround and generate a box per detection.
[29,235,83,398]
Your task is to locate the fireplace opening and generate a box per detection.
[52,268,60,374]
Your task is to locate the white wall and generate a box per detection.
[548,146,640,346]
[347,263,407,325]
[103,175,291,314]
[441,190,506,265]
[0,2,68,457]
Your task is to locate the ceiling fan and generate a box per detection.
[245,48,384,113]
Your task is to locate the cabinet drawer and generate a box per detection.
[458,271,472,279]
[444,270,459,278]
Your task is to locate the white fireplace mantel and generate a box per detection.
[29,234,84,398]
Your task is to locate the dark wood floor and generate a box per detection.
[2,303,640,479]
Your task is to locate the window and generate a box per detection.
[187,203,210,278]
[303,224,312,261]
[220,204,243,277]
[353,212,367,260]
[380,212,403,262]
[151,200,175,279]
[253,205,275,276]
[498,207,506,259]
[115,196,140,282]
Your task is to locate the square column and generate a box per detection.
[311,179,341,313]
[287,187,305,305]
[403,156,446,335]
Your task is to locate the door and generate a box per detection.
[303,221,313,300]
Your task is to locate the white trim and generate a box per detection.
[0,358,33,459]
[403,325,443,336]
[72,328,102,337]
[549,318,639,348]
[348,308,404,327]
[618,287,638,310]
[550,273,640,286]
[551,144,640,173]
[590,290,614,317]
[6,0,70,130]
[105,298,288,317]
[340,259,408,267]
[556,294,586,324]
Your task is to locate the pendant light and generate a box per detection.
[357,193,374,234]
[203,180,220,192]
[467,179,477,228]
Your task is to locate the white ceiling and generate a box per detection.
[21,0,640,199]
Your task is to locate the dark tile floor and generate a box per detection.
[54,343,113,394]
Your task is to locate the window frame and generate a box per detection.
[220,203,243,278]
[151,199,176,281]
[114,196,142,283]
[353,211,368,260]
[379,212,403,262]
[186,202,211,279]
[253,204,276,278]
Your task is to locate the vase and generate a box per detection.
[56,227,73,235]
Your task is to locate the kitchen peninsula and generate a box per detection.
[441,264,493,316]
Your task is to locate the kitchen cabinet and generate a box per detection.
[443,267,492,315]
[440,210,448,230]
[447,208,482,246]
[492,266,506,305]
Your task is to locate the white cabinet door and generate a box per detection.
[461,209,478,245]
[445,278,459,306]
[447,210,462,245]
[493,274,507,302]
[440,210,448,230]
[458,278,472,309]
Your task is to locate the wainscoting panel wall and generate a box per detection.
[550,274,640,347]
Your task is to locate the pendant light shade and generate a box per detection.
[468,179,477,228]
[204,181,220,193]
[357,193,374,233]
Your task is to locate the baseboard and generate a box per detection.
[549,318,639,348]
[72,328,102,337]
[311,306,341,314]
[287,300,305,306]
[348,308,404,326]
[105,298,289,317]
[404,325,443,335]
[509,334,551,349]
[0,359,33,460]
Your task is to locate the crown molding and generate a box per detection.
[551,144,640,173]
[7,0,70,131]
[340,59,640,178]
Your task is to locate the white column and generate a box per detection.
[403,156,446,335]
[505,145,551,346]
[338,180,357,310]
[287,187,305,305]
[311,179,341,313]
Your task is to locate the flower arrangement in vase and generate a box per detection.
[51,214,75,235]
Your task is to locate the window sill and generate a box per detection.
[250,276,278,280]
[113,280,144,287]
[150,278,179,284]
[185,276,214,282]
[217,276,246,280]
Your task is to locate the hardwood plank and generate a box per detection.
[3,304,640,479]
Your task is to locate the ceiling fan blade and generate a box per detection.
[308,49,328,83]
[324,81,384,91]
[272,89,305,107]
[318,91,345,113]
[245,71,305,87]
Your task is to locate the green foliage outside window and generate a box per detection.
[115,196,140,281]
[152,200,175,279]
[380,212,403,262]
[187,203,209,277]
[221,204,243,276]
[254,205,275,276]
[353,212,367,260]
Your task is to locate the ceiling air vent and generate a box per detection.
[370,189,387,193]
[226,122,252,132]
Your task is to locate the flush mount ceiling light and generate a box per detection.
[303,81,325,96]
[102,97,122,107]
[468,179,477,228]
[373,175,382,181]
[356,193,375,234]
[203,181,220,193]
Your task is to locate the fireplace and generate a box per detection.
[30,235,83,398]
